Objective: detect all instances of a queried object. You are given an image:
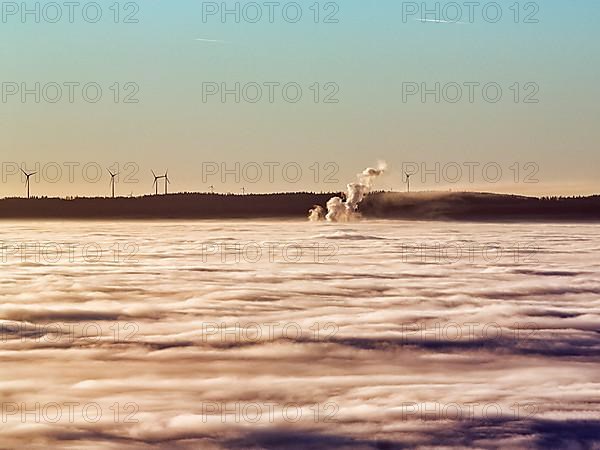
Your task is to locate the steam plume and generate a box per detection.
[308,205,325,221]
[309,162,387,222]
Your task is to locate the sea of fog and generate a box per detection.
[1,220,599,449]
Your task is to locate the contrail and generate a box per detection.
[415,18,467,24]
[194,38,227,43]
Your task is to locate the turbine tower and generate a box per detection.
[163,170,170,195]
[108,169,119,198]
[152,170,164,195]
[405,171,415,193]
[21,168,37,199]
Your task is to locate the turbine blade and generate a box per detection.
[21,168,27,176]
[151,170,156,178]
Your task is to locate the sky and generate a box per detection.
[1,0,599,197]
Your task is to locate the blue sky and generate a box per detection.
[1,0,599,196]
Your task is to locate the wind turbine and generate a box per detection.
[241,187,246,195]
[404,171,415,193]
[21,168,37,199]
[163,170,170,195]
[152,170,164,195]
[108,169,119,198]
[209,185,214,194]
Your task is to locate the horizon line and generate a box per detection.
[1,190,598,201]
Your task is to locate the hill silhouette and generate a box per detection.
[362,192,600,221]
[0,191,599,221]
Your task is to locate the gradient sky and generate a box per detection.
[1,0,599,197]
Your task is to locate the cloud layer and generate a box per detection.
[1,220,599,449]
